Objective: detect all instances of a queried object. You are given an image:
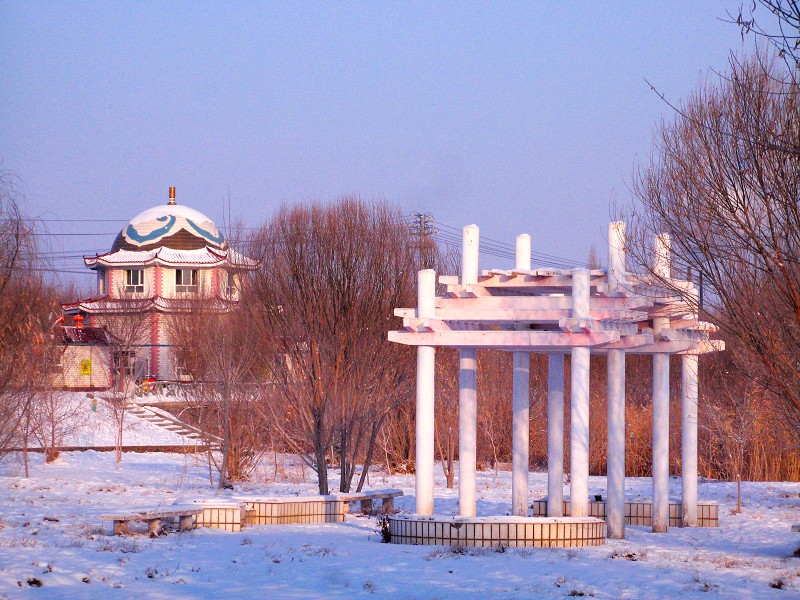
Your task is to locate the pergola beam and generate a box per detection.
[388,330,620,349]
[389,330,704,355]
[434,295,654,311]
[395,307,650,323]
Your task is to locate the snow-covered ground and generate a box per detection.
[25,392,196,448]
[1,450,799,599]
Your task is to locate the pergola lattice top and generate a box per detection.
[390,264,723,355]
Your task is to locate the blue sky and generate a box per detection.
[1,1,750,287]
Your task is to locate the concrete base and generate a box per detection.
[240,497,347,525]
[192,501,247,532]
[531,499,719,528]
[235,490,403,526]
[388,515,606,548]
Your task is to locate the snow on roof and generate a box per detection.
[115,202,226,251]
[129,203,216,227]
[218,247,259,269]
[58,325,115,345]
[84,246,257,269]
[70,296,238,314]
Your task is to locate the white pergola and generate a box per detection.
[388,222,723,538]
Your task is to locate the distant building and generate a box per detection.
[51,324,115,390]
[61,187,257,387]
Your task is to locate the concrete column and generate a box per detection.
[652,234,671,532]
[570,269,591,517]
[570,347,590,517]
[681,354,699,527]
[462,225,480,285]
[512,351,529,516]
[654,234,671,279]
[607,349,626,538]
[607,221,626,293]
[511,233,531,517]
[547,353,565,517]
[652,349,670,532]
[415,269,436,515]
[459,349,478,516]
[458,225,480,517]
[515,233,531,271]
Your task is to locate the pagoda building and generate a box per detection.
[61,187,257,385]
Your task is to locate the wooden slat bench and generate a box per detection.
[100,506,203,536]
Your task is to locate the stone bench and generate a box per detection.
[173,499,247,532]
[100,506,203,536]
[237,489,404,526]
[333,488,403,513]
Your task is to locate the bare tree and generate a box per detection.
[434,348,459,488]
[627,54,800,439]
[31,380,80,464]
[734,0,800,77]
[0,171,49,463]
[93,307,151,466]
[477,351,513,473]
[169,298,265,488]
[246,198,419,494]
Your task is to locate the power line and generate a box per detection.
[22,210,588,274]
[36,219,128,223]
[29,232,117,237]
[432,220,586,270]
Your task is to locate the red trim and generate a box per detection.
[154,264,161,297]
[150,313,160,378]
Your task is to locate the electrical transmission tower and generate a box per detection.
[410,212,437,269]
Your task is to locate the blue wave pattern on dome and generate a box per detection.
[124,215,176,244]
[186,219,225,245]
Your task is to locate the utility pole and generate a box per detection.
[410,212,436,269]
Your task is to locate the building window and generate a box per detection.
[175,269,198,293]
[226,272,240,299]
[51,349,64,374]
[175,360,194,382]
[125,269,144,292]
[97,269,106,295]
[113,350,137,378]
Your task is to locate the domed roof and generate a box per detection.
[111,194,226,252]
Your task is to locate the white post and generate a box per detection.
[415,269,436,515]
[608,221,626,293]
[459,350,477,516]
[515,233,531,271]
[462,225,480,285]
[652,234,671,532]
[547,353,565,517]
[652,349,670,532]
[511,233,531,516]
[570,269,591,517]
[458,225,480,517]
[606,220,627,537]
[607,349,626,538]
[654,234,671,280]
[682,353,699,527]
[512,352,529,516]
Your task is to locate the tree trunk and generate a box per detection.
[446,429,455,489]
[355,420,381,492]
